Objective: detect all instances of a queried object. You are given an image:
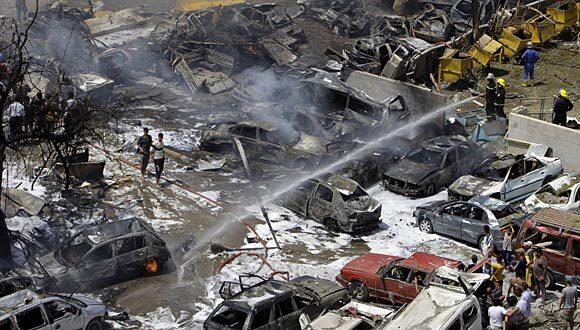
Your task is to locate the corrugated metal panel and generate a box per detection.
[529,208,580,231]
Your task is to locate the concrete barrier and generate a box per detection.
[343,71,449,116]
[508,112,580,173]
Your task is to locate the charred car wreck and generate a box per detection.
[281,174,382,233]
[39,218,172,292]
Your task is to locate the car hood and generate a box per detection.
[292,133,326,155]
[71,294,104,306]
[38,252,69,277]
[449,175,500,197]
[384,159,438,185]
[342,254,401,275]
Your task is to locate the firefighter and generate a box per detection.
[485,73,496,120]
[495,78,507,118]
[552,89,574,126]
[521,41,539,87]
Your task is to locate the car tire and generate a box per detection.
[424,184,436,197]
[418,218,434,234]
[86,319,102,330]
[323,218,340,232]
[545,270,555,290]
[348,281,369,301]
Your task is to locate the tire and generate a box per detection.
[424,184,436,197]
[348,281,369,301]
[323,218,340,232]
[545,270,555,290]
[418,218,434,234]
[86,319,102,330]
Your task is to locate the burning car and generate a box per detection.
[0,289,106,330]
[414,196,524,252]
[448,154,563,202]
[39,218,172,292]
[383,136,480,197]
[335,252,463,305]
[204,275,349,330]
[199,120,326,169]
[523,174,580,212]
[280,174,382,233]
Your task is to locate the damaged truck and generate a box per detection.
[280,174,382,233]
[39,218,173,292]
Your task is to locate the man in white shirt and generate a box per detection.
[8,100,25,140]
[152,133,165,184]
[488,298,506,330]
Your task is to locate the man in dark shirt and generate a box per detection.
[137,127,152,180]
[495,78,507,118]
[485,73,496,121]
[552,89,574,126]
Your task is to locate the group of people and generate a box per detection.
[137,127,166,184]
[474,225,577,330]
[484,73,507,121]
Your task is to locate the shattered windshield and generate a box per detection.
[406,148,444,166]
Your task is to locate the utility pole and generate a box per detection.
[472,0,480,41]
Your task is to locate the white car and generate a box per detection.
[448,155,562,203]
[523,174,580,212]
[0,290,106,330]
[300,301,396,330]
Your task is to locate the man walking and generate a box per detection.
[152,133,165,184]
[521,41,539,87]
[485,73,496,121]
[559,277,577,330]
[552,89,574,126]
[495,78,507,118]
[481,225,494,256]
[8,98,25,141]
[137,127,152,180]
[532,249,548,303]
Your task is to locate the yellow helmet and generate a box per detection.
[560,89,568,97]
[497,78,506,86]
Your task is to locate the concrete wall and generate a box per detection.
[508,112,580,173]
[343,71,449,116]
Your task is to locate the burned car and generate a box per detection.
[204,275,349,330]
[523,174,580,212]
[0,289,106,330]
[281,174,382,233]
[301,301,396,330]
[414,196,524,251]
[199,120,326,169]
[383,136,480,197]
[448,154,563,202]
[335,252,463,305]
[39,218,172,292]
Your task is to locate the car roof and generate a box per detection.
[321,173,361,195]
[343,253,402,274]
[226,280,295,309]
[469,196,510,212]
[68,218,152,246]
[398,252,461,272]
[0,290,41,315]
[526,208,580,233]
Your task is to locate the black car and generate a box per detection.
[39,218,173,292]
[204,276,349,330]
[382,136,480,197]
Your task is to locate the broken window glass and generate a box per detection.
[315,185,334,203]
[572,240,580,259]
[210,305,248,329]
[274,297,296,319]
[15,307,46,330]
[44,300,76,322]
[85,244,113,264]
[118,236,146,255]
[524,159,542,174]
[447,318,461,330]
[444,150,458,167]
[462,304,478,327]
[294,293,314,309]
[250,308,272,329]
[259,129,280,145]
[525,229,568,253]
[0,319,14,330]
[61,241,92,265]
[467,206,486,221]
[407,148,444,166]
[388,266,411,282]
[443,204,469,217]
[230,126,256,139]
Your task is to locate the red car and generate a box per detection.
[336,252,463,305]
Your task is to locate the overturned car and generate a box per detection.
[39,218,172,292]
[383,136,480,197]
[281,174,382,233]
[204,275,349,330]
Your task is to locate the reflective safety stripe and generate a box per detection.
[494,103,504,106]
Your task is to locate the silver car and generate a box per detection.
[0,289,106,330]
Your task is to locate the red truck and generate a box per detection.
[515,208,580,288]
[335,252,463,305]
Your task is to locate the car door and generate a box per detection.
[273,296,300,330]
[520,159,549,199]
[230,125,259,158]
[502,159,527,202]
[43,299,85,330]
[74,242,117,288]
[438,203,467,239]
[282,180,317,217]
[460,205,489,245]
[381,265,413,304]
[257,129,286,164]
[115,235,148,279]
[14,304,52,330]
[440,149,459,185]
[248,305,276,330]
[307,184,334,223]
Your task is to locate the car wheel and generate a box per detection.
[323,218,340,232]
[86,319,102,330]
[418,218,434,234]
[348,281,369,301]
[424,184,436,197]
[545,270,555,289]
